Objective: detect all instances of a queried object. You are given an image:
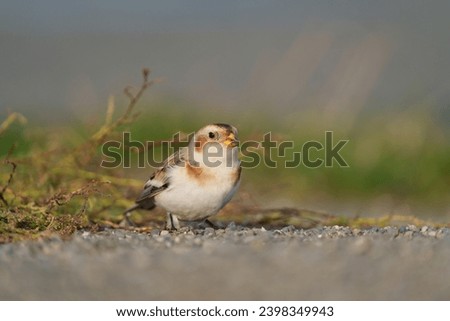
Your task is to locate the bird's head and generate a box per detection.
[188,123,239,168]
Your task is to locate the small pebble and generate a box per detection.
[150,229,160,237]
[226,222,237,231]
[404,231,414,238]
[281,225,295,233]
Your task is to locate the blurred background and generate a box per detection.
[1,1,449,221]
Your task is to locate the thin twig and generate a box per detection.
[45,180,106,213]
[91,68,159,144]
[0,144,17,207]
[0,160,17,207]
[0,112,27,136]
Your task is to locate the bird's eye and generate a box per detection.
[208,132,216,139]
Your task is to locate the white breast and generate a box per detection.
[154,163,240,221]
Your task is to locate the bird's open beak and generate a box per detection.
[224,133,239,148]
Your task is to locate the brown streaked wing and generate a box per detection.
[136,148,187,203]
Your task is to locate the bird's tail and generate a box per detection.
[124,198,156,215]
[122,199,156,226]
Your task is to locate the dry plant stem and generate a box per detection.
[91,68,157,144]
[45,180,105,213]
[0,160,17,207]
[44,69,156,215]
[0,112,27,136]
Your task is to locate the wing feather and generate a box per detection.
[135,148,186,204]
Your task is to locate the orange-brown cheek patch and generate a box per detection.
[186,162,213,184]
[186,162,203,177]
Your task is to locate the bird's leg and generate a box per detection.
[204,219,219,229]
[166,212,180,230]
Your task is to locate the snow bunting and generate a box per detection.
[125,123,241,230]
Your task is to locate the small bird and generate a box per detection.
[124,123,241,230]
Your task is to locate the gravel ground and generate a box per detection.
[1,224,449,300]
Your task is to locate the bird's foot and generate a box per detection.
[165,213,180,231]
